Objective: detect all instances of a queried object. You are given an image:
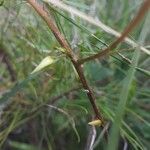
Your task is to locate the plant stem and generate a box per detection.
[27,0,104,123]
[0,47,16,82]
[78,0,150,65]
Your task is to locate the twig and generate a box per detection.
[117,52,132,64]
[84,116,96,150]
[92,123,110,149]
[27,0,104,124]
[50,87,81,104]
[0,47,16,82]
[44,0,150,55]
[78,0,150,64]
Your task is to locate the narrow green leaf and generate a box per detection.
[136,67,150,77]
[0,74,38,105]
[107,13,150,150]
[9,141,37,150]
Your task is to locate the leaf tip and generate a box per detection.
[31,56,54,74]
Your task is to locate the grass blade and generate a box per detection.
[107,13,150,150]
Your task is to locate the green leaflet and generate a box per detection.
[31,56,54,74]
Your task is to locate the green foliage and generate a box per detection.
[0,0,149,150]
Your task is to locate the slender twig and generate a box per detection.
[50,87,81,104]
[0,47,16,82]
[78,0,150,65]
[117,52,132,64]
[44,0,150,55]
[84,115,96,150]
[27,0,104,124]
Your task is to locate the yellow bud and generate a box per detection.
[88,119,102,126]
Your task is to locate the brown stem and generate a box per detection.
[27,0,104,123]
[78,0,150,65]
[0,47,16,82]
[50,87,81,104]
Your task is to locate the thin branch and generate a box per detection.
[117,52,132,64]
[85,116,97,150]
[78,0,150,64]
[50,87,81,104]
[27,0,104,124]
[93,123,110,149]
[44,0,150,55]
[0,47,16,82]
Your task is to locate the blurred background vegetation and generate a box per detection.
[0,0,150,150]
